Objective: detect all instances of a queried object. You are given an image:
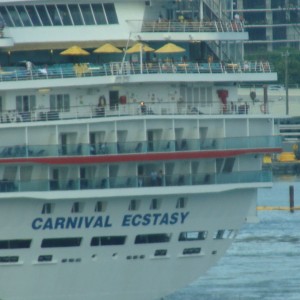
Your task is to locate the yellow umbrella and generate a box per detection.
[60,45,90,56]
[155,43,185,53]
[126,43,155,53]
[126,43,155,74]
[93,43,122,54]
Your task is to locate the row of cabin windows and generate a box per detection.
[38,255,81,263]
[42,197,187,214]
[0,247,204,264]
[15,94,70,113]
[0,3,118,27]
[0,230,237,250]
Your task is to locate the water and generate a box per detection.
[167,181,300,300]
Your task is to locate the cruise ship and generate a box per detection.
[0,1,282,300]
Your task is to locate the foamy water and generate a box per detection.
[167,181,300,300]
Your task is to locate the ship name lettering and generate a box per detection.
[32,216,112,230]
[121,212,190,227]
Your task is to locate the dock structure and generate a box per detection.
[257,185,297,213]
[257,206,300,211]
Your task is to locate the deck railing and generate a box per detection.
[0,98,277,125]
[139,20,244,33]
[0,60,273,83]
[0,170,272,193]
[0,136,282,160]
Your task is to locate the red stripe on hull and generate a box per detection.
[0,148,282,165]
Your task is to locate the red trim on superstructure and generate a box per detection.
[0,148,282,165]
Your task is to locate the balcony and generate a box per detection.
[0,136,282,160]
[0,170,272,193]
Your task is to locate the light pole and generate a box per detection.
[282,50,289,115]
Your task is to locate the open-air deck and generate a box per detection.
[0,60,273,83]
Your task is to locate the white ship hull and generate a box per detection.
[0,186,259,300]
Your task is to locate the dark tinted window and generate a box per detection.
[0,7,14,27]
[16,6,32,26]
[103,3,118,24]
[69,4,83,25]
[57,5,72,25]
[0,239,31,249]
[91,236,126,246]
[36,5,51,26]
[183,247,201,255]
[7,6,22,26]
[135,233,171,244]
[92,4,106,24]
[41,237,82,248]
[25,6,42,26]
[46,5,62,26]
[154,249,167,256]
[79,4,95,25]
[38,255,53,262]
[0,256,19,263]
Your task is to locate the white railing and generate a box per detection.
[0,60,273,83]
[139,20,244,33]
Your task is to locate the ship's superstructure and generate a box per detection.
[0,1,281,300]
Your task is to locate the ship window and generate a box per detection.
[223,158,235,173]
[154,249,167,256]
[0,3,118,27]
[199,87,213,107]
[0,239,31,249]
[0,256,19,263]
[179,231,208,241]
[41,237,82,248]
[91,3,107,24]
[38,255,52,262]
[57,4,72,25]
[94,201,107,212]
[46,5,62,26]
[7,6,22,26]
[103,3,118,24]
[128,199,139,211]
[16,95,36,113]
[213,229,237,240]
[135,233,171,244]
[216,158,224,173]
[207,87,213,106]
[0,7,14,27]
[50,94,70,112]
[69,4,84,25]
[42,203,54,214]
[79,4,95,25]
[214,230,224,239]
[25,6,42,26]
[71,202,83,213]
[183,247,201,255]
[90,236,126,246]
[150,198,160,210]
[16,6,32,26]
[36,5,52,26]
[176,197,186,209]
